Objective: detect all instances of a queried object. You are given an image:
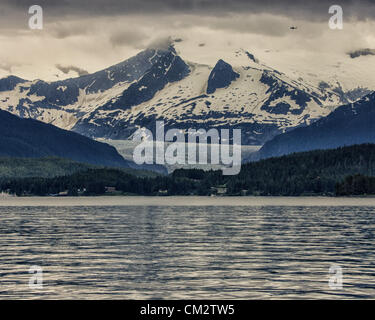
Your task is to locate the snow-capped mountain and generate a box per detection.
[255,91,375,159]
[0,45,371,145]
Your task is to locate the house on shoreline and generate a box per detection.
[211,185,227,196]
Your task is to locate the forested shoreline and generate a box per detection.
[1,144,375,197]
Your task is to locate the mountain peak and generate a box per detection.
[145,37,176,54]
[206,59,239,94]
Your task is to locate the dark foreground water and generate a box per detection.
[0,197,375,299]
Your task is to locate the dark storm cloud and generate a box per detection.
[55,64,89,76]
[2,0,374,21]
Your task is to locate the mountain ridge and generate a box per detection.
[0,109,130,168]
[0,46,371,145]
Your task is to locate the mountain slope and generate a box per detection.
[229,144,375,196]
[0,109,131,167]
[256,92,375,159]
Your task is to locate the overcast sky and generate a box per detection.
[0,0,374,80]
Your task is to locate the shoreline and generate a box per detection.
[1,196,375,207]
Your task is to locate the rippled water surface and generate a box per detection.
[1,197,375,299]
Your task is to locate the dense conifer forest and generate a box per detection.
[1,144,375,197]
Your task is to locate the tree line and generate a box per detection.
[1,144,375,196]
